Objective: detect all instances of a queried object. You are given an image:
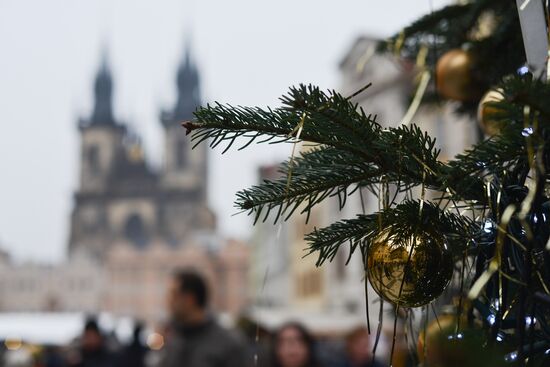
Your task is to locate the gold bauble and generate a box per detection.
[417,312,467,364]
[477,89,504,136]
[416,318,501,367]
[367,230,453,308]
[436,49,480,101]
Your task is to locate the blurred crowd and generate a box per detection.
[0,271,388,367]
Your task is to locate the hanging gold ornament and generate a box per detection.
[367,230,453,308]
[435,49,480,101]
[417,310,468,364]
[477,89,504,136]
[416,312,501,367]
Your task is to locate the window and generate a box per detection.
[336,248,346,281]
[175,138,187,169]
[297,271,322,297]
[87,145,100,175]
[124,214,149,249]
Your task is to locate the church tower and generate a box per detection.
[157,45,214,244]
[78,55,125,193]
[69,45,215,260]
[160,46,207,198]
[69,54,127,259]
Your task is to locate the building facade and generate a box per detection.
[0,254,104,313]
[0,46,250,325]
[69,49,213,261]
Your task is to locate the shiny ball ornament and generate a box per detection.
[477,89,504,136]
[367,230,453,307]
[417,312,468,364]
[418,327,501,367]
[436,49,480,101]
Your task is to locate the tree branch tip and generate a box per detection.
[182,120,198,135]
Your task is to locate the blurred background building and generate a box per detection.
[0,44,250,326]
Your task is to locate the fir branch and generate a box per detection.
[305,200,477,266]
[235,146,384,224]
[234,124,448,222]
[187,85,381,160]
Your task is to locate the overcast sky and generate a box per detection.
[0,0,450,263]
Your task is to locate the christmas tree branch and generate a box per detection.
[235,147,384,224]
[305,200,477,266]
[187,85,381,160]
[234,123,450,223]
[185,77,547,266]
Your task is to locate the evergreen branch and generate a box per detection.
[232,123,449,221]
[442,75,550,202]
[186,77,546,259]
[235,146,384,223]
[186,85,381,160]
[500,75,550,122]
[305,200,477,266]
[187,84,449,193]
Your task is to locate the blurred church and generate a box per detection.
[0,44,249,324]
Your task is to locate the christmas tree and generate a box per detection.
[184,1,550,366]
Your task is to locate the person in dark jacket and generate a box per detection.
[117,322,147,367]
[68,318,117,367]
[157,270,249,367]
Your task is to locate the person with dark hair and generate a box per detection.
[157,270,248,367]
[68,318,117,367]
[272,322,320,367]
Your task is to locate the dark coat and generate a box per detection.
[117,341,147,367]
[71,348,117,367]
[158,318,249,367]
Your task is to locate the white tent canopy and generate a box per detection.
[0,312,135,346]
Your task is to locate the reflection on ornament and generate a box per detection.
[517,65,529,75]
[436,49,480,101]
[477,89,504,136]
[468,11,497,41]
[367,230,453,307]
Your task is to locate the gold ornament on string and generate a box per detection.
[436,49,481,101]
[417,309,469,364]
[477,88,504,136]
[367,229,453,308]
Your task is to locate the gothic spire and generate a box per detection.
[89,49,116,126]
[161,42,201,126]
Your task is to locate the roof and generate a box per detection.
[339,35,383,69]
